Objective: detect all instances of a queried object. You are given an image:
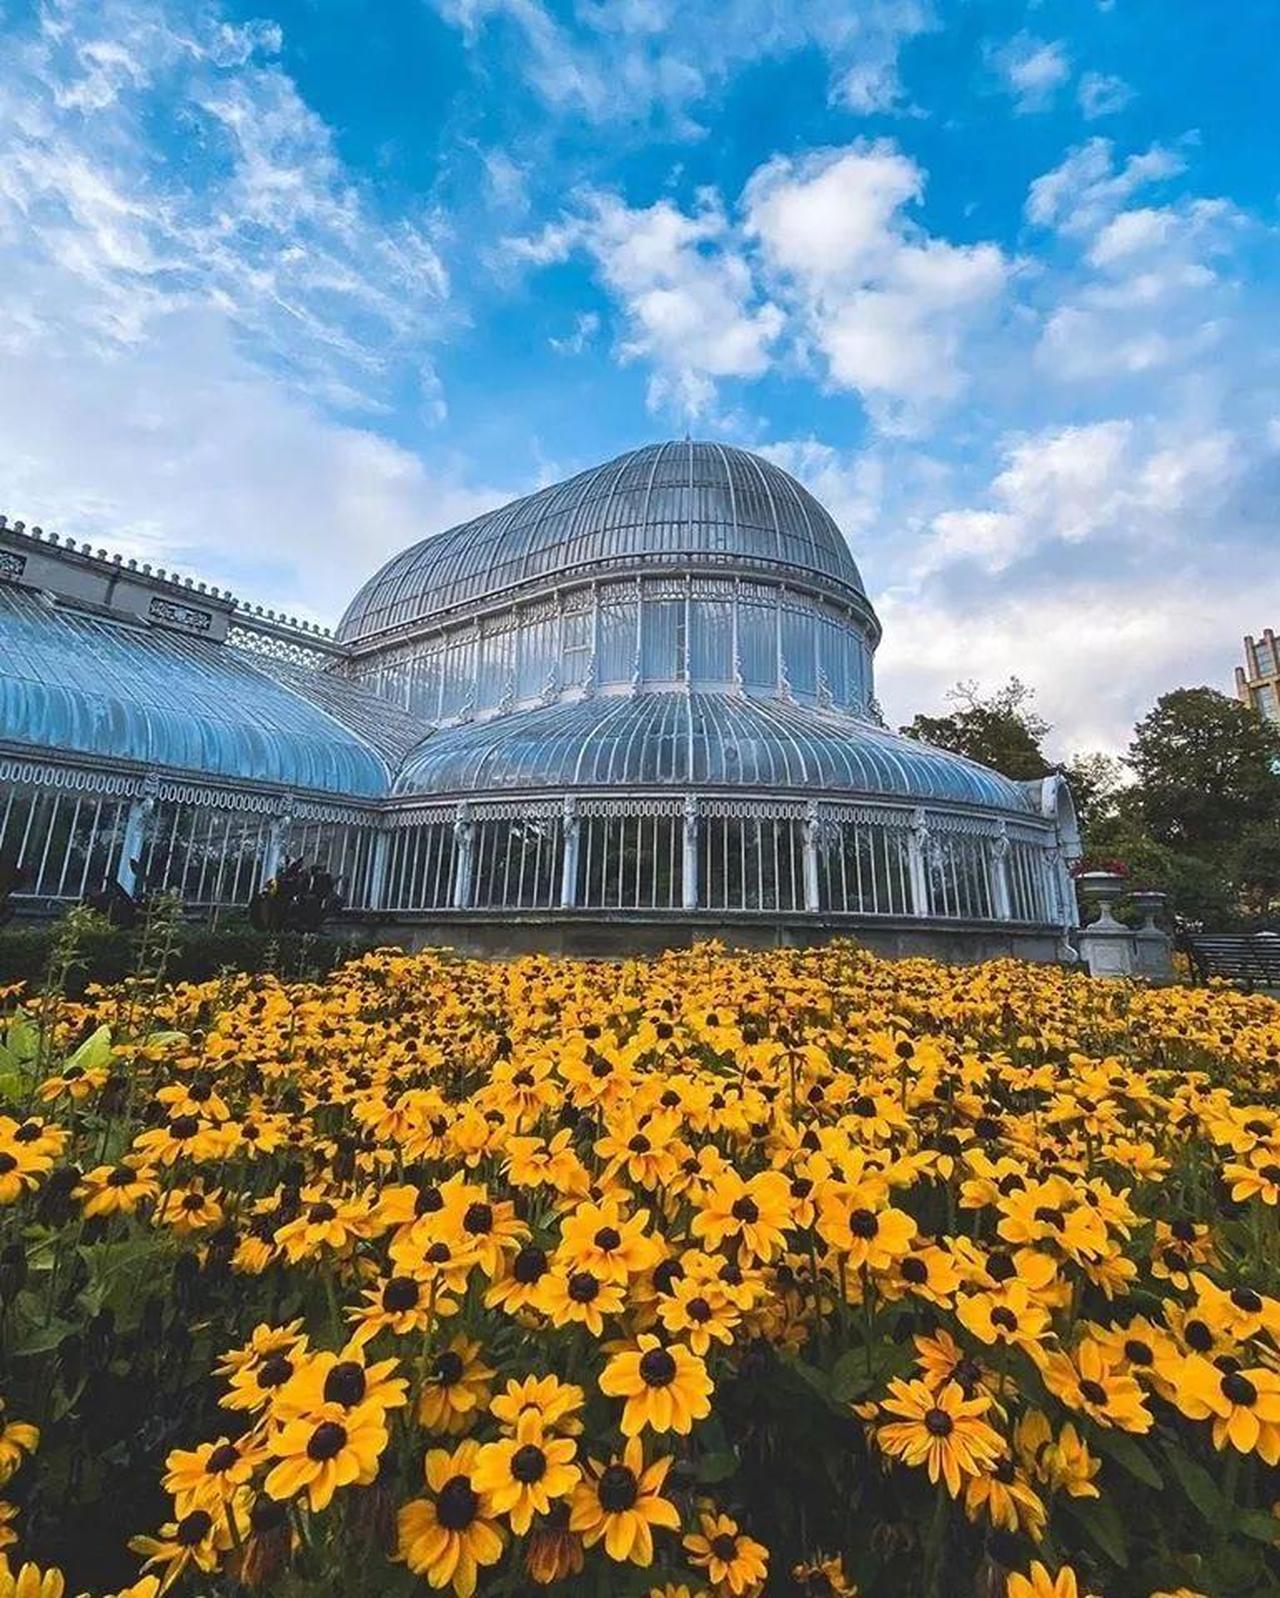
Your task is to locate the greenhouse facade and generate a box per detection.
[0,441,1080,956]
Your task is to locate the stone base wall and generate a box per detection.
[334,911,1067,964]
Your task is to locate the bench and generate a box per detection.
[1180,933,1280,989]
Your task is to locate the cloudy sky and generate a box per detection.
[2,0,1277,756]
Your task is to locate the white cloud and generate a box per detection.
[1026,142,1245,384]
[510,190,784,417]
[1077,70,1133,120]
[989,33,1071,114]
[432,0,936,130]
[0,0,501,615]
[549,309,601,355]
[745,143,1009,425]
[1025,137,1186,236]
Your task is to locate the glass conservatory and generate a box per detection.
[0,441,1080,955]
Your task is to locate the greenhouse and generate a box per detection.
[0,440,1080,954]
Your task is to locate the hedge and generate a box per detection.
[0,918,364,992]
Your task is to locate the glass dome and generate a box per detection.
[336,440,870,646]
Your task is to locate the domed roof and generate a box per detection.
[394,693,1034,813]
[337,440,868,646]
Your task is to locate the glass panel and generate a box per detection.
[738,599,776,689]
[641,598,684,682]
[597,594,636,686]
[781,608,817,696]
[690,598,733,683]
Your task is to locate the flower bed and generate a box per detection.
[0,942,1277,1597]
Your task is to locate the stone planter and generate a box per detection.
[1075,871,1135,978]
[1129,889,1174,980]
[1077,871,1128,926]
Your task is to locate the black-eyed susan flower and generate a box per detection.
[599,1334,713,1437]
[873,1378,1003,1496]
[471,1409,580,1534]
[489,1373,584,1437]
[396,1439,504,1598]
[569,1434,679,1565]
[418,1337,495,1434]
[263,1402,388,1511]
[0,1564,66,1598]
[683,1510,769,1596]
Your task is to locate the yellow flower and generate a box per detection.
[0,1566,64,1598]
[599,1334,713,1437]
[263,1403,388,1512]
[873,1379,1003,1497]
[683,1511,769,1596]
[470,1409,580,1535]
[1006,1561,1085,1598]
[396,1439,505,1598]
[569,1435,680,1565]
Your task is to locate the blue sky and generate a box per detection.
[1,0,1277,751]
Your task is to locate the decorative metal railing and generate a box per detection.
[0,761,1069,926]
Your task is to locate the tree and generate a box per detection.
[899,678,1053,781]
[1128,687,1280,850]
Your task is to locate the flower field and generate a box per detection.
[0,939,1278,1598]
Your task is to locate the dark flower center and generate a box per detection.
[1125,1339,1154,1366]
[639,1347,677,1388]
[1231,1288,1263,1313]
[848,1209,879,1240]
[987,1253,1016,1282]
[1033,1206,1064,1229]
[731,1196,760,1224]
[426,1242,452,1264]
[628,1135,651,1154]
[510,1444,547,1484]
[900,1257,928,1285]
[170,1116,200,1139]
[1221,1371,1258,1407]
[323,1361,367,1407]
[1078,1379,1108,1406]
[597,1463,638,1512]
[686,1296,713,1323]
[924,1407,954,1437]
[1185,1319,1214,1353]
[436,1475,479,1531]
[383,1276,420,1312]
[990,1307,1018,1332]
[594,1227,622,1251]
[307,1421,347,1461]
[308,1202,337,1224]
[206,1443,240,1473]
[712,1534,740,1560]
[464,1202,494,1235]
[177,1510,213,1546]
[433,1350,465,1385]
[513,1246,548,1284]
[107,1166,138,1188]
[257,1354,294,1388]
[568,1271,600,1304]
[0,1154,17,1175]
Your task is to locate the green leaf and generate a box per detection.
[1163,1443,1226,1524]
[1235,1508,1279,1545]
[1092,1427,1163,1490]
[694,1450,738,1484]
[1064,1493,1129,1568]
[66,1023,112,1071]
[12,1316,77,1357]
[829,1348,876,1403]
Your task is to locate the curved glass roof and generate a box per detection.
[0,586,425,797]
[337,440,868,646]
[394,693,1034,812]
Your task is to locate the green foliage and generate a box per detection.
[0,919,356,992]
[1129,687,1280,850]
[900,676,1054,781]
